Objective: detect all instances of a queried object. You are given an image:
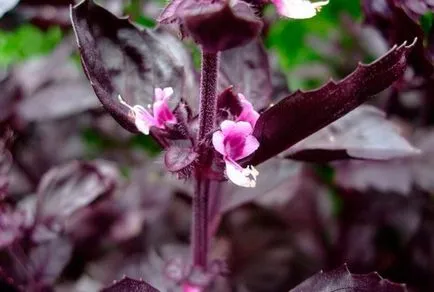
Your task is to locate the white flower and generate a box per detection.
[272,0,329,19]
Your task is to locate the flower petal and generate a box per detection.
[163,87,174,99]
[182,283,202,292]
[237,93,260,128]
[238,135,260,160]
[212,130,226,156]
[133,105,156,135]
[118,95,156,135]
[221,120,253,137]
[153,100,177,127]
[273,0,328,19]
[154,87,174,102]
[237,93,253,109]
[220,120,237,135]
[154,88,164,101]
[217,120,258,160]
[225,159,259,188]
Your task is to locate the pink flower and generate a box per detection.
[118,87,177,135]
[236,93,260,128]
[182,283,202,292]
[272,0,329,19]
[212,120,260,188]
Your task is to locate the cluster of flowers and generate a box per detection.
[119,88,261,188]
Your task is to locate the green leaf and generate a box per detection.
[420,12,433,36]
[0,25,62,68]
[129,135,161,156]
[328,189,343,217]
[314,164,335,184]
[81,128,118,153]
[135,15,156,28]
[81,127,161,156]
[123,0,156,27]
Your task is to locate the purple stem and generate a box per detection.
[197,52,219,142]
[193,178,210,268]
[192,51,219,269]
[208,181,223,239]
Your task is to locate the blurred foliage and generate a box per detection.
[266,0,362,90]
[314,164,343,217]
[130,134,161,156]
[314,164,335,184]
[81,128,118,154]
[187,42,202,69]
[81,128,161,158]
[134,15,156,28]
[0,24,62,68]
[125,0,156,28]
[420,12,433,37]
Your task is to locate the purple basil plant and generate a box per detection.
[65,0,421,290]
[0,0,428,291]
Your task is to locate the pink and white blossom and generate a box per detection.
[212,120,260,188]
[182,283,202,292]
[236,93,260,128]
[272,0,329,19]
[118,87,177,135]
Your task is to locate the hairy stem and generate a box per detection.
[193,178,210,268]
[192,51,219,269]
[197,52,219,142]
[208,181,223,239]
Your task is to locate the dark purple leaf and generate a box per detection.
[285,106,419,162]
[71,0,197,132]
[16,4,71,27]
[334,159,414,194]
[330,192,426,290]
[29,237,73,284]
[0,75,21,123]
[0,36,76,123]
[333,127,434,194]
[164,146,197,173]
[89,245,192,291]
[219,40,272,110]
[363,0,433,77]
[0,206,25,249]
[290,264,407,292]
[101,277,159,292]
[0,209,72,288]
[0,130,12,199]
[247,41,415,166]
[223,203,316,292]
[79,163,175,242]
[12,35,76,96]
[20,0,72,5]
[12,115,88,182]
[17,81,99,122]
[35,160,119,230]
[159,0,262,52]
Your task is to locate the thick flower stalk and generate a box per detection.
[272,0,329,19]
